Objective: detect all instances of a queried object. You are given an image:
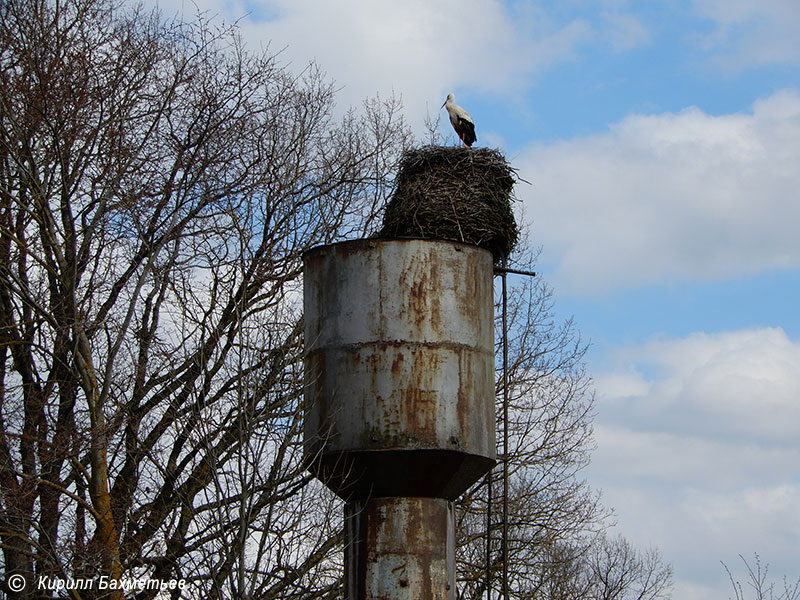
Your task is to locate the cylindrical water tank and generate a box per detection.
[303,238,496,500]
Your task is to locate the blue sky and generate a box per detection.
[152,0,800,597]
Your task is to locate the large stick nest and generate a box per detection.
[377,146,520,262]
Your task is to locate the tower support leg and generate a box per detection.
[344,497,456,600]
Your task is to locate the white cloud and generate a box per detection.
[519,89,800,293]
[588,327,800,599]
[146,0,598,130]
[227,0,594,122]
[596,327,800,441]
[598,479,800,600]
[692,0,800,69]
[592,426,798,490]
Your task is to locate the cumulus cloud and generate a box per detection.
[589,327,800,598]
[519,89,800,293]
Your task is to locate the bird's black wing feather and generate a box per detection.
[458,118,477,147]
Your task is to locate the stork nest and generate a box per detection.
[377,146,519,262]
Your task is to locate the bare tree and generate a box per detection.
[453,245,672,600]
[1,0,672,597]
[455,245,603,600]
[0,0,408,596]
[585,535,672,600]
[724,554,800,600]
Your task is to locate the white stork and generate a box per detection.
[441,93,476,147]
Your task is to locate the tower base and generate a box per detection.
[344,497,455,600]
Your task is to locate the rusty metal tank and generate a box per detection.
[303,238,496,500]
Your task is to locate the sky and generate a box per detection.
[152,1,800,597]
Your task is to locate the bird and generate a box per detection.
[441,93,477,147]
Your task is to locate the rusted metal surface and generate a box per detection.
[303,238,497,599]
[303,238,496,500]
[345,497,455,600]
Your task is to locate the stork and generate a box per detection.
[441,93,476,147]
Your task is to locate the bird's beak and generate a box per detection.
[441,100,446,108]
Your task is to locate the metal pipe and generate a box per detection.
[486,470,492,600]
[493,266,536,277]
[501,258,509,600]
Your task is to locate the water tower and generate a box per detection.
[304,237,496,600]
[304,145,519,600]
